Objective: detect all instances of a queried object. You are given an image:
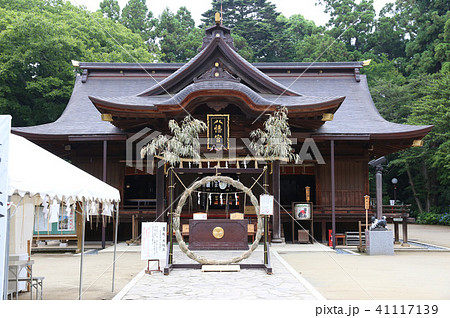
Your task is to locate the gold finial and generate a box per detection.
[215,12,221,24]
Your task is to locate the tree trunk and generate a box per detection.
[422,163,431,212]
[406,165,424,214]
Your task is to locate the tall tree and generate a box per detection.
[121,0,150,39]
[317,0,376,52]
[295,33,350,62]
[369,3,406,59]
[153,7,203,63]
[201,0,291,61]
[0,0,154,127]
[99,0,120,22]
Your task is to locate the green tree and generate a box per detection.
[317,0,376,52]
[393,0,450,74]
[0,0,154,127]
[388,73,450,213]
[364,57,411,123]
[121,0,150,39]
[295,33,350,62]
[370,3,406,59]
[201,0,292,62]
[154,7,203,63]
[99,0,120,22]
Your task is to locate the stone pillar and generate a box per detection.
[376,165,383,220]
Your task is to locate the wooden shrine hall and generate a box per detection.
[13,20,432,247]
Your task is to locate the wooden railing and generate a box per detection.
[123,199,157,211]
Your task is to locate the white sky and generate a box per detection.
[69,0,394,27]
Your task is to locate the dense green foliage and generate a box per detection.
[0,0,449,221]
[0,0,153,126]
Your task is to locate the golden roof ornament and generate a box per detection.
[215,12,221,25]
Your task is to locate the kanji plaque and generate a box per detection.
[207,114,229,150]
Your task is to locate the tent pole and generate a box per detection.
[79,200,86,300]
[2,203,11,300]
[112,202,119,292]
[3,196,23,300]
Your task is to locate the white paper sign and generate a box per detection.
[193,212,207,220]
[0,115,11,299]
[141,222,167,260]
[259,194,274,216]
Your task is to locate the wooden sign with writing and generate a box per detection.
[207,114,229,150]
[364,195,370,210]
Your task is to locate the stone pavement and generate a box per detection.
[113,245,324,300]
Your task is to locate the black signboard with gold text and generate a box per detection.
[207,114,229,150]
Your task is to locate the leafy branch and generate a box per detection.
[141,116,207,166]
[249,107,299,162]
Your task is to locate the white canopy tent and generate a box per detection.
[3,133,121,300]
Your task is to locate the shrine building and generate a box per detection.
[12,20,432,246]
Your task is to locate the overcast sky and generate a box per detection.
[69,0,394,27]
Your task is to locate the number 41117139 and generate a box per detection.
[376,304,438,315]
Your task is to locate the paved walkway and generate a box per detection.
[113,245,324,300]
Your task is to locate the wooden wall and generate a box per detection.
[72,157,125,203]
[316,157,369,208]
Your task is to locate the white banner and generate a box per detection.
[0,115,11,299]
[141,222,167,260]
[259,194,274,216]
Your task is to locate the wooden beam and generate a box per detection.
[102,140,107,249]
[156,161,165,222]
[271,160,282,242]
[331,140,336,249]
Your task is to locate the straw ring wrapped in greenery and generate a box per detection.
[173,175,263,265]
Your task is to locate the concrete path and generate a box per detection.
[114,245,323,300]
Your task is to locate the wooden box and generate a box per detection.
[188,219,249,250]
[297,229,310,243]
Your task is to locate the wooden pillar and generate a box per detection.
[394,222,400,244]
[156,161,165,222]
[331,140,336,249]
[402,215,409,246]
[76,202,83,254]
[271,160,282,243]
[102,140,107,249]
[321,221,327,243]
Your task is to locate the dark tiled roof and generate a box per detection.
[275,75,432,136]
[254,62,363,69]
[137,37,300,96]
[90,81,342,108]
[12,64,432,139]
[13,76,158,137]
